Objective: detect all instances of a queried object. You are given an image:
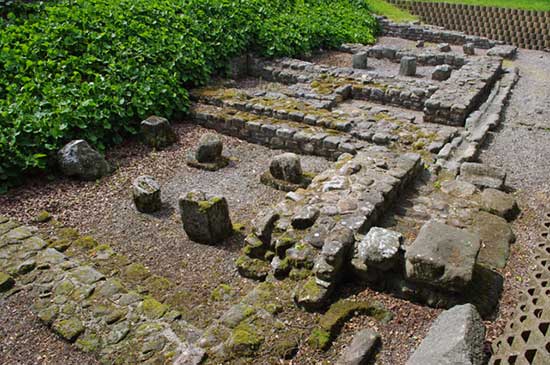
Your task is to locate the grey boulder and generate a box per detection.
[352,227,403,272]
[480,188,519,221]
[336,329,381,365]
[140,116,177,149]
[57,140,110,181]
[196,133,223,163]
[399,56,417,77]
[270,153,303,183]
[405,220,480,292]
[460,162,506,190]
[132,176,162,213]
[406,304,485,365]
[432,64,452,81]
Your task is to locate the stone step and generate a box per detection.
[0,219,205,365]
[190,103,362,160]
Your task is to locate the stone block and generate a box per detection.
[270,153,302,183]
[141,116,177,149]
[132,176,162,213]
[463,43,476,55]
[473,211,515,269]
[432,64,452,81]
[480,188,519,221]
[438,43,451,52]
[179,191,233,244]
[352,227,403,273]
[187,133,229,171]
[336,329,380,365]
[399,56,417,76]
[406,304,485,365]
[405,221,480,292]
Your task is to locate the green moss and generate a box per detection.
[145,275,173,298]
[122,263,151,282]
[76,332,101,353]
[49,239,72,252]
[34,210,52,223]
[236,255,270,281]
[57,227,80,241]
[142,297,168,319]
[211,283,234,301]
[301,276,322,298]
[289,268,312,281]
[232,222,246,233]
[229,322,264,356]
[74,236,99,249]
[308,328,331,350]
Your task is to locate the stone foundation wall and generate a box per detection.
[387,1,550,51]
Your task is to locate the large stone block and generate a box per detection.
[406,304,485,365]
[187,133,229,171]
[57,140,110,181]
[480,188,519,221]
[460,162,506,190]
[405,221,480,292]
[352,52,368,69]
[270,153,303,183]
[179,191,233,244]
[432,64,452,81]
[140,115,177,149]
[352,227,403,273]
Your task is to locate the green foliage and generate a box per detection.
[0,0,378,192]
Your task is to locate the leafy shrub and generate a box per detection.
[0,0,377,192]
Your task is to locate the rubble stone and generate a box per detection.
[57,140,110,181]
[140,115,177,149]
[132,176,162,213]
[399,56,417,76]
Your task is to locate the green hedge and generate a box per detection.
[0,0,378,192]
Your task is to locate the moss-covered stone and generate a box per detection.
[144,275,173,298]
[0,272,15,292]
[57,227,80,241]
[142,297,168,319]
[34,210,52,223]
[76,331,101,353]
[37,306,58,325]
[74,236,99,250]
[236,255,270,281]
[228,322,264,356]
[308,328,331,350]
[53,317,85,342]
[122,263,151,282]
[48,239,72,252]
[289,268,312,281]
[211,283,234,301]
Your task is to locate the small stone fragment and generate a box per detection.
[406,304,485,365]
[438,43,451,52]
[336,329,381,365]
[399,56,416,77]
[432,64,452,81]
[132,176,162,213]
[463,43,476,55]
[352,52,368,69]
[57,140,110,181]
[179,191,233,244]
[480,188,519,221]
[140,115,177,149]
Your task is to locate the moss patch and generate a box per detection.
[142,297,168,319]
[229,322,264,356]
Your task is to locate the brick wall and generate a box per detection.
[388,0,550,50]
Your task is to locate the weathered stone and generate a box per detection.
[322,226,354,267]
[286,243,316,269]
[438,43,451,52]
[487,45,517,59]
[69,265,105,285]
[336,329,381,365]
[270,153,303,183]
[57,140,110,181]
[141,115,177,149]
[463,43,476,55]
[352,52,368,69]
[304,217,336,249]
[179,191,233,244]
[0,271,15,292]
[132,176,162,213]
[52,317,85,342]
[406,304,485,365]
[460,162,506,190]
[294,276,330,311]
[196,133,223,163]
[399,56,417,76]
[480,188,519,221]
[440,179,477,198]
[236,255,270,281]
[432,64,452,81]
[107,322,130,344]
[405,221,480,292]
[353,227,403,273]
[252,209,280,243]
[473,211,515,269]
[292,206,320,229]
[416,40,425,48]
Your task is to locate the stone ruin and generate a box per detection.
[2,19,529,365]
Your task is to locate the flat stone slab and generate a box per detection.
[405,220,480,292]
[407,304,485,365]
[487,45,517,59]
[480,188,519,221]
[460,162,506,190]
[473,211,515,269]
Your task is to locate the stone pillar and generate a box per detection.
[352,52,368,69]
[399,56,417,76]
[132,176,162,213]
[187,133,229,171]
[179,191,233,244]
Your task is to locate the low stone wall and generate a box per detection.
[378,16,498,49]
[388,1,550,51]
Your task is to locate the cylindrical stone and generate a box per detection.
[399,56,417,77]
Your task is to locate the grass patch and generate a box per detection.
[367,0,419,22]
